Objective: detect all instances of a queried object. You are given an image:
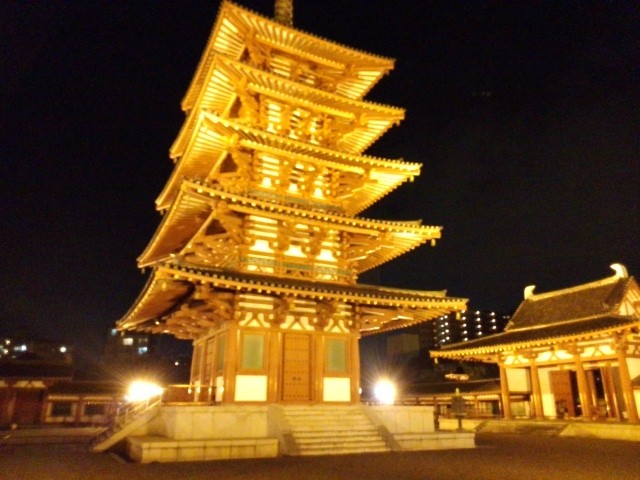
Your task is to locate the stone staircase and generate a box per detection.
[92,398,161,453]
[281,405,390,456]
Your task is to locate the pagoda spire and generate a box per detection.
[274,0,293,27]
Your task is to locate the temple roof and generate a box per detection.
[505,275,632,331]
[142,179,441,273]
[171,54,404,159]
[117,262,467,336]
[432,272,640,359]
[159,112,420,214]
[182,1,395,109]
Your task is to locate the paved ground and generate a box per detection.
[1,434,639,480]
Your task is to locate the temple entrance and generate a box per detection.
[549,370,577,418]
[282,333,311,402]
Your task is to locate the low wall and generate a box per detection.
[366,405,435,434]
[561,422,640,442]
[147,405,270,440]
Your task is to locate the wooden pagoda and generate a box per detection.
[117,1,467,404]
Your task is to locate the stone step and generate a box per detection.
[279,405,391,456]
[283,411,364,418]
[286,419,373,427]
[298,445,390,456]
[292,429,378,438]
[294,437,386,447]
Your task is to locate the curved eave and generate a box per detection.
[172,54,404,158]
[161,262,465,308]
[116,271,193,332]
[158,112,420,212]
[139,188,213,267]
[185,181,441,273]
[148,180,442,271]
[182,1,394,109]
[119,263,467,337]
[431,315,640,361]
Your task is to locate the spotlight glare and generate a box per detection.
[373,379,396,405]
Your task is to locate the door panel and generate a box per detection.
[549,370,575,417]
[282,333,311,402]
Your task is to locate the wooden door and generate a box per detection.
[549,370,575,418]
[282,333,311,402]
[13,389,43,424]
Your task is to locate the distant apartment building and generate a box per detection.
[386,310,511,359]
[425,310,511,349]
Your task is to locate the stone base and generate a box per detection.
[363,405,476,451]
[127,435,278,463]
[395,431,476,450]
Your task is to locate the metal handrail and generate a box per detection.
[114,396,162,429]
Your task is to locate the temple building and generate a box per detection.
[116,0,466,406]
[432,264,640,422]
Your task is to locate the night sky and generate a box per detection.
[2,1,639,366]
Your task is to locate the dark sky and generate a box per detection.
[2,1,639,364]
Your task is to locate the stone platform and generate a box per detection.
[122,404,475,463]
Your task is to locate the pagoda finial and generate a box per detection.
[274,0,293,27]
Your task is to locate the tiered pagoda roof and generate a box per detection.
[118,263,466,339]
[160,113,420,215]
[141,179,441,271]
[118,1,467,337]
[182,1,395,110]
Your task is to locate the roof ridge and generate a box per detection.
[526,274,627,302]
[506,313,635,333]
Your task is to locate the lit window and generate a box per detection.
[110,328,118,336]
[478,332,482,336]
[138,346,148,355]
[59,346,67,353]
[492,326,497,330]
[122,338,134,346]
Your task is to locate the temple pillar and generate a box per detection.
[571,346,593,419]
[613,335,639,423]
[602,363,619,419]
[498,360,512,419]
[529,362,544,419]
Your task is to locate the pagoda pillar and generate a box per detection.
[498,359,512,419]
[267,329,282,402]
[222,324,239,403]
[613,335,639,423]
[350,333,361,404]
[313,333,325,402]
